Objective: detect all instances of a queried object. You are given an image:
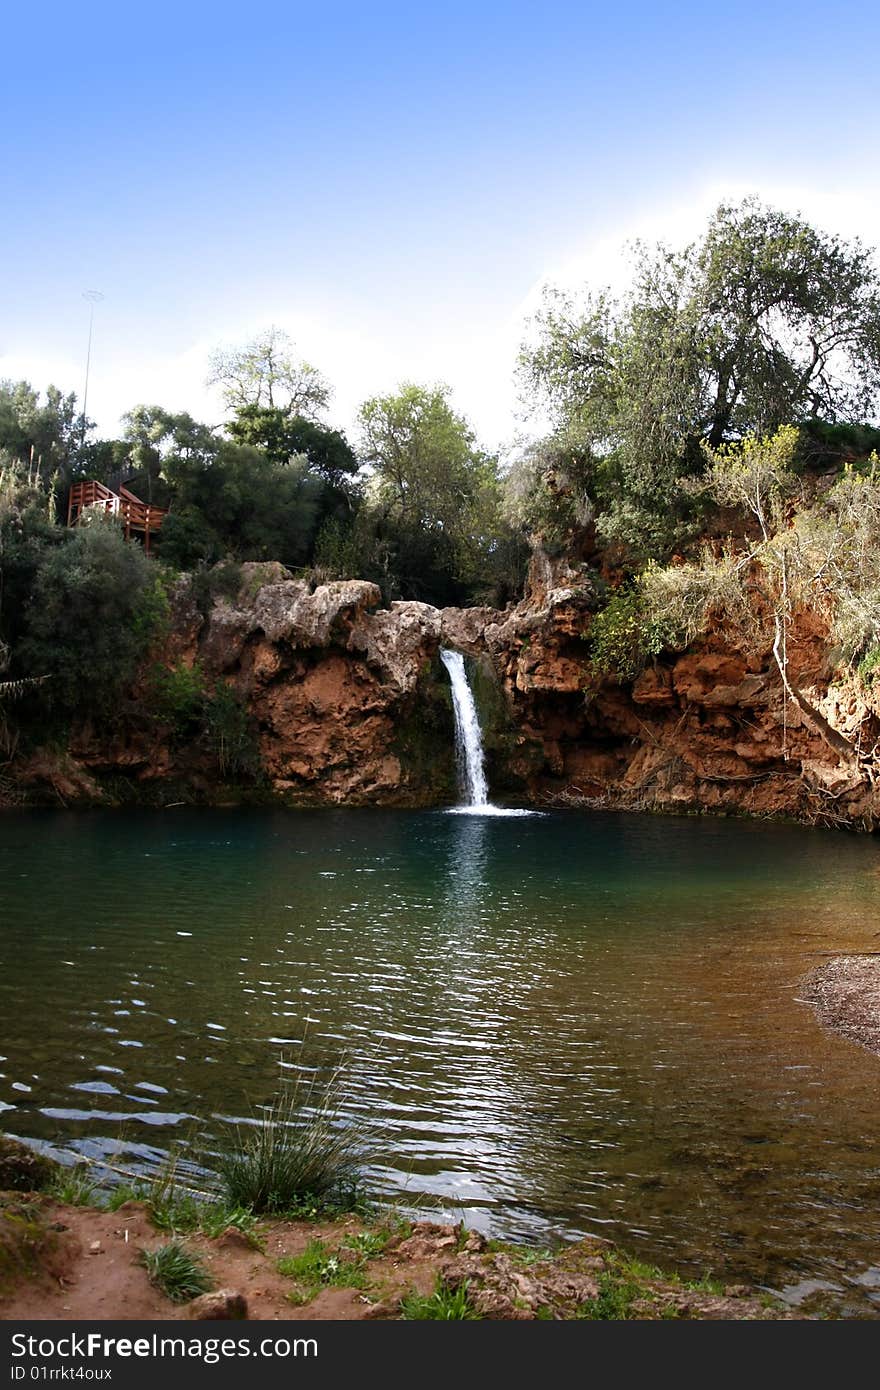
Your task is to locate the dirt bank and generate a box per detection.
[805,956,880,1057]
[0,1195,781,1322]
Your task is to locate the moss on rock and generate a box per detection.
[0,1137,59,1194]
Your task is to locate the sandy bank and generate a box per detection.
[805,955,880,1058]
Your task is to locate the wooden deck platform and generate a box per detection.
[67,481,166,553]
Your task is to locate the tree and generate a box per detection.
[121,405,218,504]
[207,326,330,419]
[0,381,87,510]
[359,383,480,528]
[228,406,358,487]
[519,197,880,557]
[356,383,517,603]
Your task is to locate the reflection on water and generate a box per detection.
[1,806,879,1313]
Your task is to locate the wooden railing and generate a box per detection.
[67,481,167,553]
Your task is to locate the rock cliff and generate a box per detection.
[13,555,880,828]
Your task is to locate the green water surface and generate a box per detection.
[1,807,878,1311]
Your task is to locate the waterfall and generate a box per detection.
[440,649,489,808]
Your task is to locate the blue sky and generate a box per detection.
[3,1,880,451]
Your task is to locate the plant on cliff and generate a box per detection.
[614,426,880,767]
[517,197,880,558]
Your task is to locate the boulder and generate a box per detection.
[0,1136,59,1193]
[186,1288,249,1320]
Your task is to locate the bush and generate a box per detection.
[588,587,668,682]
[203,682,261,780]
[151,662,206,735]
[17,520,169,721]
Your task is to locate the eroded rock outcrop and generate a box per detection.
[14,552,880,827]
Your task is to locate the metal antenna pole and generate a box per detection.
[80,290,104,450]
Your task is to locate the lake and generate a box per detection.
[1,806,878,1312]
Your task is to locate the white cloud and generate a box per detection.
[4,179,879,459]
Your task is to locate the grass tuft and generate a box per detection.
[216,1070,371,1215]
[400,1277,480,1320]
[140,1240,213,1303]
[47,1165,98,1207]
[277,1237,368,1304]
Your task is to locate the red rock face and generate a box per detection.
[15,557,880,828]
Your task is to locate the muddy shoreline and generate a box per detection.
[805,956,880,1058]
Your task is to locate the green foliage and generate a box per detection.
[47,1165,98,1207]
[399,1277,480,1320]
[156,508,220,569]
[700,424,801,537]
[518,197,880,559]
[577,1271,644,1320]
[203,681,261,781]
[341,1228,390,1260]
[589,587,670,681]
[277,1238,368,1300]
[16,520,168,721]
[216,1073,370,1216]
[151,662,206,734]
[187,560,244,614]
[796,420,880,472]
[0,380,83,500]
[229,407,358,485]
[503,437,595,549]
[139,1240,213,1303]
[356,383,523,604]
[150,662,261,780]
[857,644,880,684]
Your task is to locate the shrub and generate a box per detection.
[151,661,206,735]
[588,587,667,682]
[17,520,168,720]
[203,682,261,780]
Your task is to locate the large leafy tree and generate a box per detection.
[0,380,85,498]
[228,406,358,487]
[120,405,326,569]
[356,383,520,603]
[207,326,330,419]
[519,197,880,557]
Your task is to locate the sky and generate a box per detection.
[3,1,880,456]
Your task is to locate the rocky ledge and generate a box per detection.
[10,550,880,828]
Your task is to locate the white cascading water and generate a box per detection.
[440,648,489,808]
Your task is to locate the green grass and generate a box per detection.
[575,1252,726,1320]
[578,1271,644,1320]
[277,1237,368,1304]
[400,1277,480,1320]
[341,1228,390,1260]
[47,1165,99,1207]
[140,1240,214,1304]
[105,1183,149,1211]
[216,1072,371,1215]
